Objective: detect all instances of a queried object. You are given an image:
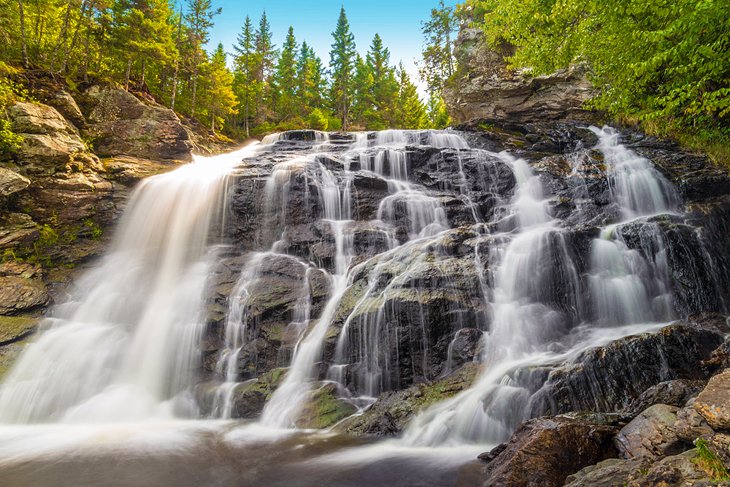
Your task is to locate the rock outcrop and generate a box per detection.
[444,28,596,124]
[0,77,196,376]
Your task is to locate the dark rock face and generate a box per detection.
[444,28,596,124]
[206,121,730,444]
[479,415,619,487]
[527,317,728,417]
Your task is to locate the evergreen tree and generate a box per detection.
[296,42,326,117]
[184,0,220,117]
[274,26,298,120]
[366,33,399,129]
[253,11,277,123]
[395,63,427,129]
[111,0,175,90]
[328,6,356,129]
[420,0,457,98]
[205,43,237,133]
[350,54,374,128]
[232,15,259,136]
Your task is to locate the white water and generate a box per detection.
[0,144,260,424]
[401,128,683,446]
[0,125,693,462]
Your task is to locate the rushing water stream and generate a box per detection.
[0,126,724,486]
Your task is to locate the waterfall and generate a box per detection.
[0,145,260,424]
[401,128,685,446]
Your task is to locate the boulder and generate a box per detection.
[479,415,619,487]
[674,399,715,443]
[81,84,193,161]
[342,363,479,437]
[9,101,78,136]
[295,382,357,429]
[623,379,707,417]
[0,276,48,315]
[529,319,728,416]
[615,404,686,460]
[564,458,649,487]
[0,167,30,198]
[694,369,730,431]
[0,314,38,345]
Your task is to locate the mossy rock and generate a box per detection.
[342,362,481,437]
[0,314,38,344]
[296,382,357,430]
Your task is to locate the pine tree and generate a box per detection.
[328,6,356,130]
[206,43,237,133]
[232,15,259,136]
[350,54,374,129]
[184,0,220,118]
[253,11,277,123]
[395,63,427,129]
[274,26,298,120]
[366,33,399,129]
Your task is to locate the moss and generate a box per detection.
[296,383,357,429]
[0,314,38,344]
[693,439,730,482]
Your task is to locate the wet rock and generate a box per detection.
[529,319,727,416]
[674,399,714,443]
[342,363,479,437]
[0,167,30,198]
[446,328,483,370]
[615,404,685,460]
[624,379,707,417]
[80,84,193,161]
[694,369,730,431]
[480,415,618,487]
[296,382,357,429]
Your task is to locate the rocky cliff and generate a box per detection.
[444,28,596,124]
[0,75,195,373]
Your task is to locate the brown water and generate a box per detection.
[0,422,485,487]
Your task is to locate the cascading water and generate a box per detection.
[1,122,725,487]
[0,145,260,423]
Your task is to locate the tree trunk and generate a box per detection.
[62,0,87,74]
[141,59,146,86]
[125,58,132,91]
[17,0,29,68]
[191,65,199,117]
[50,0,73,73]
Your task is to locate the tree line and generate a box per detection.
[0,1,455,139]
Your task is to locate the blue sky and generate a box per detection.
[197,0,459,92]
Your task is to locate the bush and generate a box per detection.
[307,108,329,131]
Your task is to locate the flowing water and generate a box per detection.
[0,126,721,486]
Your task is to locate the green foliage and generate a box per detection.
[694,439,730,482]
[466,0,729,152]
[420,1,458,98]
[395,64,428,129]
[427,94,451,129]
[307,108,329,131]
[329,7,357,130]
